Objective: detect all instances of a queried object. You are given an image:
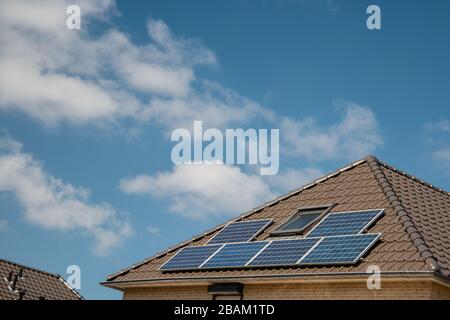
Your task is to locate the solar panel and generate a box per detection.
[207,219,272,245]
[159,244,222,271]
[299,233,381,265]
[201,241,268,269]
[248,238,320,267]
[306,209,383,237]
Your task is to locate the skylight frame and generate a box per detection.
[270,204,334,236]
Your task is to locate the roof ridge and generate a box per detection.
[378,160,450,197]
[106,156,369,281]
[365,156,440,272]
[57,276,84,300]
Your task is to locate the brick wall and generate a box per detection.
[123,285,210,300]
[122,279,450,300]
[430,282,450,300]
[243,281,433,300]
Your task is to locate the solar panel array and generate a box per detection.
[159,233,381,271]
[207,219,272,245]
[159,209,384,271]
[306,209,383,237]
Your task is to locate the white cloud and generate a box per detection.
[120,100,383,218]
[0,58,122,125]
[432,147,450,163]
[0,0,215,126]
[119,174,153,194]
[0,0,383,161]
[0,219,7,231]
[147,226,161,237]
[280,101,383,161]
[119,98,383,221]
[0,1,385,222]
[120,164,274,219]
[117,58,193,96]
[144,81,267,130]
[119,99,383,220]
[426,120,450,173]
[426,120,450,133]
[119,164,328,220]
[0,134,132,256]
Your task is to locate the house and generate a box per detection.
[0,258,82,300]
[102,156,450,300]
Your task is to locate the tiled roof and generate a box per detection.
[103,156,450,285]
[0,258,82,300]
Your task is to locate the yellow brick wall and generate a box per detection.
[430,282,450,300]
[243,281,433,300]
[123,285,210,300]
[122,279,450,300]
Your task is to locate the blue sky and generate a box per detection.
[0,0,449,299]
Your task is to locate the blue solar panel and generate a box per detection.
[300,234,380,265]
[248,238,320,267]
[159,245,222,271]
[201,242,268,268]
[207,219,272,245]
[306,210,383,237]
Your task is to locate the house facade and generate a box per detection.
[102,156,450,300]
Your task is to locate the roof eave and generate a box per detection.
[101,270,450,291]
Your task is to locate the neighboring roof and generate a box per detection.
[103,156,450,287]
[0,258,82,300]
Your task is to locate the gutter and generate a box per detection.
[100,271,450,291]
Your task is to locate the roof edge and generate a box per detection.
[101,271,449,289]
[57,276,84,300]
[365,155,441,273]
[378,159,449,197]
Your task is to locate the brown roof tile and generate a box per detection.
[104,156,449,285]
[379,162,450,276]
[0,258,82,300]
